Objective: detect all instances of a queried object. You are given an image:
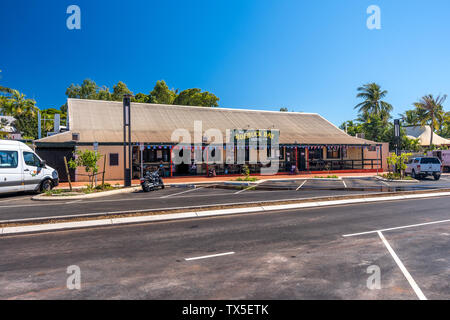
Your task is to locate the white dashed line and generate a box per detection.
[185,252,235,261]
[377,231,427,300]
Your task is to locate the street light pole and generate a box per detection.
[394,119,400,156]
[123,94,132,187]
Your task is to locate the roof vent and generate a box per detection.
[72,132,80,141]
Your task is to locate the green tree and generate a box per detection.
[65,79,99,99]
[149,80,176,104]
[111,81,132,101]
[354,83,393,121]
[68,149,103,188]
[133,92,151,103]
[173,88,219,107]
[279,107,288,112]
[413,94,447,146]
[340,120,363,137]
[438,111,450,138]
[97,86,112,101]
[13,112,38,139]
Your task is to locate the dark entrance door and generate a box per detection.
[35,147,75,182]
[176,163,189,175]
[297,147,306,171]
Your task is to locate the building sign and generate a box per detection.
[230,129,279,143]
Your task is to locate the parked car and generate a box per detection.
[0,140,59,194]
[405,157,442,180]
[427,150,450,173]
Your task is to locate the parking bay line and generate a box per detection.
[342,180,347,188]
[185,252,235,261]
[377,231,427,300]
[234,186,255,194]
[160,187,205,199]
[296,180,307,190]
[343,218,450,237]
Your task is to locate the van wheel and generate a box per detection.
[411,170,416,179]
[40,179,53,192]
[433,173,440,181]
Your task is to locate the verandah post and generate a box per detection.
[170,146,173,177]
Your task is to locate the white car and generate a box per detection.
[405,157,442,180]
[0,140,59,194]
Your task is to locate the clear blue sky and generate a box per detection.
[1,0,449,126]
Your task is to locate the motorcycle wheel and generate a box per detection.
[142,182,151,192]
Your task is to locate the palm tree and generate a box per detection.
[354,83,393,121]
[1,89,37,116]
[400,109,421,126]
[413,94,447,146]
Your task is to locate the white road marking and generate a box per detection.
[296,180,307,191]
[377,231,427,300]
[342,180,347,188]
[379,180,390,186]
[66,200,82,204]
[185,251,235,261]
[160,187,204,199]
[343,218,450,237]
[234,186,255,194]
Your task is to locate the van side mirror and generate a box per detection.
[40,160,46,167]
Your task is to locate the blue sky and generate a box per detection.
[1,0,449,126]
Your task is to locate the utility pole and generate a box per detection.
[38,110,41,139]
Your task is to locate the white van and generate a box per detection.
[0,140,59,194]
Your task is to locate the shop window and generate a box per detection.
[109,153,119,166]
[326,148,341,159]
[309,148,323,160]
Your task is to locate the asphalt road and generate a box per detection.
[0,196,448,299]
[1,176,450,222]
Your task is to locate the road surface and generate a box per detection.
[0,195,448,299]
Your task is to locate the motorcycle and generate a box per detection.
[140,170,165,192]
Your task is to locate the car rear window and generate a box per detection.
[420,157,440,164]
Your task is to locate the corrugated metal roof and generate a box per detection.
[37,99,378,145]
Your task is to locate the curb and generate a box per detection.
[374,176,419,183]
[3,190,450,235]
[32,186,141,201]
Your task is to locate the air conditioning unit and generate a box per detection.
[356,133,365,139]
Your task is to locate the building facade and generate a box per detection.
[36,99,389,182]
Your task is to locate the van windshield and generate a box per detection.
[420,158,440,164]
